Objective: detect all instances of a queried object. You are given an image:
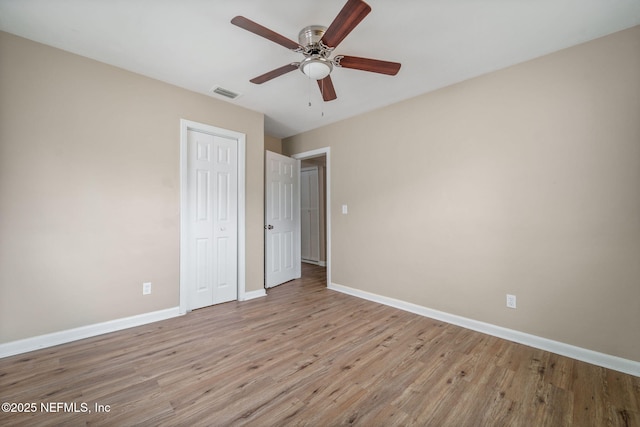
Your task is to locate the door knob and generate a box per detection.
[265,224,274,230]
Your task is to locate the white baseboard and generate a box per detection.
[329,282,640,377]
[242,289,267,301]
[1,289,268,359]
[0,307,181,359]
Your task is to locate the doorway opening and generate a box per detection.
[292,148,331,285]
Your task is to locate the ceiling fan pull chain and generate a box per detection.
[321,80,325,117]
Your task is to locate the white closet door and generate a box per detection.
[187,130,238,309]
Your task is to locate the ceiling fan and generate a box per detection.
[231,0,401,101]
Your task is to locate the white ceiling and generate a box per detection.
[1,0,639,138]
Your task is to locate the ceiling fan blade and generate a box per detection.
[335,55,401,75]
[317,75,337,101]
[320,0,371,49]
[250,63,299,84]
[231,16,301,50]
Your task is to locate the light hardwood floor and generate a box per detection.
[1,264,639,426]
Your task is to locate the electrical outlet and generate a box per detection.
[143,282,152,295]
[506,294,516,309]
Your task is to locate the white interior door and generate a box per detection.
[187,129,238,309]
[265,151,300,288]
[300,167,320,263]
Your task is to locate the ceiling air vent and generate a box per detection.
[210,85,241,100]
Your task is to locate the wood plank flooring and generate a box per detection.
[1,263,639,426]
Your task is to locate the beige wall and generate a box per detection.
[0,32,265,343]
[284,26,640,362]
[264,135,283,154]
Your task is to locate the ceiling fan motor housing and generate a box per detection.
[298,25,328,52]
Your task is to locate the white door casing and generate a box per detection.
[180,120,246,313]
[265,151,300,288]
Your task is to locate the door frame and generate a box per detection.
[179,119,246,314]
[291,147,331,287]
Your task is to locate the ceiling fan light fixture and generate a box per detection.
[300,57,333,80]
